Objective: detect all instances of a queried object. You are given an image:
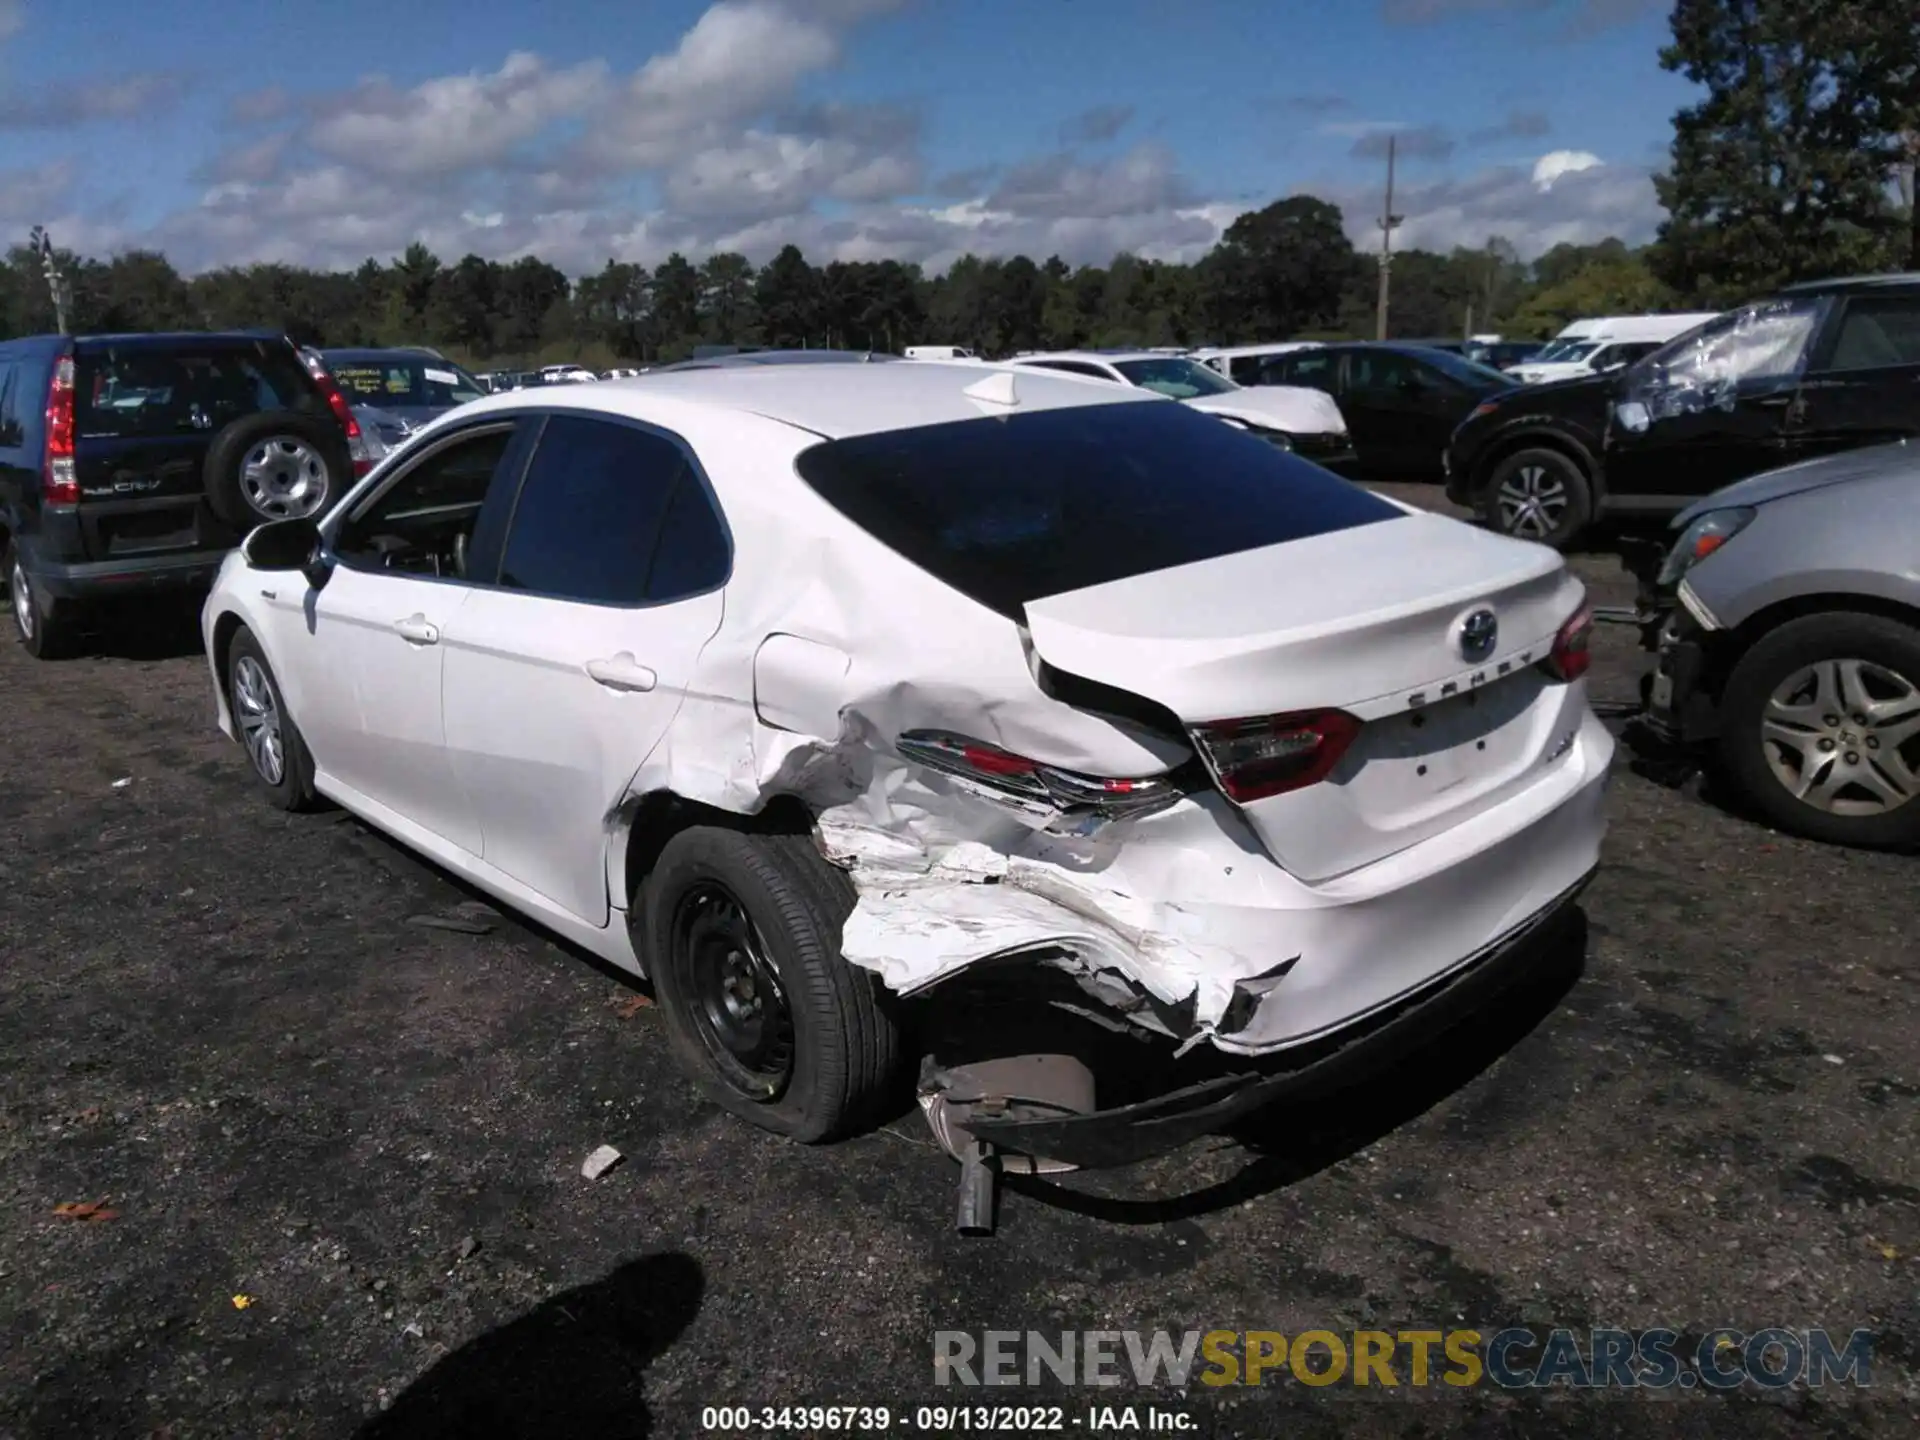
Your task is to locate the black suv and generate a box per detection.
[1445,275,1920,548]
[1,331,362,657]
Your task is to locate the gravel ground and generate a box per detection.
[0,491,1915,1438]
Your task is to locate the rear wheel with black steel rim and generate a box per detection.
[1717,612,1920,849]
[642,827,904,1142]
[1481,447,1592,549]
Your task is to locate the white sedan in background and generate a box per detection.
[1003,349,1356,468]
[200,360,1609,1180]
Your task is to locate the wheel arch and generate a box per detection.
[210,608,250,706]
[1700,592,1920,706]
[1470,427,1601,502]
[610,787,821,932]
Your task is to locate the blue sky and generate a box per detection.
[0,0,1689,275]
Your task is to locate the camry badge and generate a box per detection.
[1458,608,1498,662]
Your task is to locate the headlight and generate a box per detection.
[1657,507,1756,586]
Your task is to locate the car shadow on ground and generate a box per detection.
[74,597,209,661]
[1002,912,1590,1226]
[355,1251,703,1439]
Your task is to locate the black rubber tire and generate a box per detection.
[203,411,352,530]
[226,627,321,812]
[1716,611,1920,850]
[641,827,904,1142]
[5,540,83,660]
[1479,446,1593,549]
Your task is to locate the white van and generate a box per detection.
[1510,313,1720,384]
[904,345,978,360]
[1190,342,1323,384]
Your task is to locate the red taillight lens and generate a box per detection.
[1191,709,1362,803]
[1545,604,1593,683]
[895,731,1182,821]
[42,354,77,505]
[303,354,372,477]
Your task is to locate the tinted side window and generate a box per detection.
[645,474,731,600]
[1824,299,1920,371]
[1227,356,1265,383]
[1277,353,1338,392]
[334,425,516,576]
[1347,351,1415,395]
[0,364,19,447]
[498,415,685,606]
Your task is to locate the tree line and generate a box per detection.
[0,206,1681,371]
[0,0,1913,369]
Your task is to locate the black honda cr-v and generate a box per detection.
[0,331,366,657]
[1445,274,1920,548]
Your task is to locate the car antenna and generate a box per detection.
[962,370,1020,407]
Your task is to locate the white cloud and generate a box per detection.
[1314,151,1660,256]
[45,1,1656,278]
[306,52,608,178]
[1532,149,1603,190]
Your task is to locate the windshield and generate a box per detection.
[1533,339,1583,363]
[1111,357,1238,398]
[1550,342,1600,363]
[795,402,1398,620]
[324,354,487,409]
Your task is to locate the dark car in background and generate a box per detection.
[319,348,488,434]
[1,331,358,658]
[1446,274,1920,548]
[1248,341,1516,481]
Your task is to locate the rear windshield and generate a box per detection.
[794,402,1401,619]
[75,341,320,440]
[325,355,487,409]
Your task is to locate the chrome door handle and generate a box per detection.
[585,652,657,692]
[393,614,440,644]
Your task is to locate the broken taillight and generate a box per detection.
[1543,604,1593,683]
[1190,709,1362,803]
[895,731,1183,821]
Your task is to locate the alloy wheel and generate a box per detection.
[1760,657,1920,816]
[1495,463,1567,539]
[9,558,33,641]
[240,437,330,521]
[232,654,286,786]
[670,882,795,1100]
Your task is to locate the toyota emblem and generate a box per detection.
[1458,608,1498,661]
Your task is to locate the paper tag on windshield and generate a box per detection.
[424,368,459,385]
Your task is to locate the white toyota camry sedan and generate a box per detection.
[201,360,1612,1173]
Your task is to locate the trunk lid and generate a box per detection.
[1023,512,1587,881]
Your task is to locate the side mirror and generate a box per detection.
[242,516,331,590]
[1614,401,1651,434]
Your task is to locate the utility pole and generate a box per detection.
[27,226,71,335]
[1374,135,1402,342]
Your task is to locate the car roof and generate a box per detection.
[1008,350,1179,366]
[649,348,897,372]
[62,331,292,350]
[459,358,1160,439]
[1777,273,1920,296]
[1190,343,1322,358]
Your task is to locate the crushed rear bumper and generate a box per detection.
[960,868,1593,1168]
